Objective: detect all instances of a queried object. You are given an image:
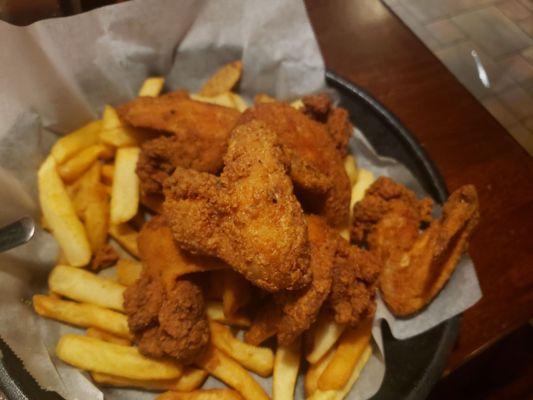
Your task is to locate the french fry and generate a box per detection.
[139,77,165,97]
[200,60,242,97]
[109,223,139,257]
[86,327,131,346]
[290,98,304,109]
[306,316,345,364]
[190,92,236,109]
[38,156,91,267]
[195,345,268,400]
[209,321,274,377]
[100,106,150,147]
[157,389,244,400]
[344,155,358,187]
[92,367,207,392]
[110,147,140,224]
[69,161,101,217]
[84,183,109,252]
[56,334,182,380]
[219,270,251,317]
[350,169,375,212]
[305,347,335,397]
[57,144,107,182]
[51,120,101,164]
[308,345,372,400]
[33,295,131,338]
[205,302,251,328]
[228,92,247,112]
[116,258,143,286]
[101,164,114,185]
[254,93,276,104]
[317,319,372,391]
[48,265,125,311]
[273,338,301,400]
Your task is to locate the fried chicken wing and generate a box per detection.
[302,93,352,157]
[238,102,351,227]
[163,120,311,292]
[118,93,241,196]
[351,177,480,316]
[328,237,381,326]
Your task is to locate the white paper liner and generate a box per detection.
[0,1,481,399]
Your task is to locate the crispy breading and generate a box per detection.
[89,244,119,272]
[238,102,351,227]
[118,93,240,196]
[351,177,480,316]
[163,120,311,292]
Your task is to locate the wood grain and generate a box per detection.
[305,0,533,372]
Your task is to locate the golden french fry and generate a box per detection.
[205,302,251,328]
[157,389,244,400]
[305,347,335,397]
[57,144,107,183]
[200,60,242,97]
[290,98,304,109]
[308,345,372,400]
[56,334,182,380]
[228,93,247,112]
[306,317,345,364]
[344,155,358,187]
[92,367,207,392]
[100,106,150,147]
[86,327,131,346]
[139,77,165,97]
[33,295,130,338]
[69,161,102,217]
[109,223,139,257]
[101,164,114,185]
[209,321,273,377]
[38,156,91,267]
[254,93,276,104]
[219,270,251,317]
[190,92,236,109]
[84,183,109,252]
[195,345,268,400]
[349,168,375,224]
[51,120,101,164]
[116,258,143,286]
[48,265,125,311]
[317,319,372,391]
[110,147,140,224]
[273,338,301,400]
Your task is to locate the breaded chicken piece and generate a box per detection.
[238,102,351,228]
[351,177,480,316]
[118,92,241,196]
[328,237,381,326]
[302,93,353,157]
[124,276,209,363]
[163,120,311,292]
[245,215,336,345]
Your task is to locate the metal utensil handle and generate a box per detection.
[0,217,35,253]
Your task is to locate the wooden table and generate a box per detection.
[305,0,533,375]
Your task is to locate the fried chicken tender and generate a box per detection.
[124,276,209,363]
[328,237,381,326]
[118,92,241,196]
[351,177,480,316]
[163,120,311,292]
[302,93,353,158]
[238,102,351,228]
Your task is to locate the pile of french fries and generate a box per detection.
[34,61,377,400]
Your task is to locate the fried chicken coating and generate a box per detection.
[302,93,353,158]
[351,177,480,316]
[124,275,209,363]
[118,92,241,196]
[328,237,381,326]
[238,102,351,228]
[163,120,311,292]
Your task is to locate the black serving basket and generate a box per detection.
[0,71,459,400]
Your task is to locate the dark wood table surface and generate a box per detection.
[305,0,533,376]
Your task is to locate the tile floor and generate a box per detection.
[383,0,533,155]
